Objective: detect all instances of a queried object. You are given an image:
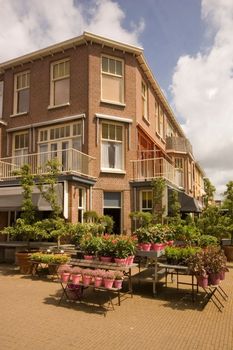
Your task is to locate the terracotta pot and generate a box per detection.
[114,258,127,265]
[100,256,112,263]
[151,243,163,251]
[71,274,81,284]
[126,256,135,265]
[82,275,92,286]
[223,246,233,262]
[196,275,209,288]
[61,272,70,283]
[141,243,151,251]
[84,255,94,260]
[114,279,123,289]
[209,273,220,286]
[103,278,114,289]
[15,252,32,274]
[94,277,103,287]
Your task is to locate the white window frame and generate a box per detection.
[13,71,30,115]
[50,59,70,107]
[141,80,148,120]
[101,122,124,172]
[78,188,86,223]
[140,190,153,212]
[38,121,82,169]
[101,55,124,105]
[13,131,29,166]
[0,81,3,118]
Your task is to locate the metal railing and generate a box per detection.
[131,157,184,188]
[0,148,96,180]
[166,136,193,154]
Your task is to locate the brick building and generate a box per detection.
[0,32,205,234]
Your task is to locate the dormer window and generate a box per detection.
[14,71,30,114]
[50,59,70,106]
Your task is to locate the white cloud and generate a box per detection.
[171,0,233,198]
[0,0,144,62]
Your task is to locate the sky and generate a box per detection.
[0,0,232,198]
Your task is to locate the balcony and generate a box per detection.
[131,157,184,188]
[0,148,96,180]
[166,136,193,154]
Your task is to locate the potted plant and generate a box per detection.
[98,235,115,262]
[80,234,102,259]
[70,267,82,284]
[81,268,93,286]
[135,227,151,251]
[114,271,124,289]
[198,235,218,250]
[187,251,209,288]
[205,248,228,285]
[114,236,131,265]
[57,264,72,282]
[103,271,115,289]
[92,269,105,287]
[148,224,165,251]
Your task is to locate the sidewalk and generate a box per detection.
[0,263,233,350]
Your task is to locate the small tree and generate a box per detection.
[203,178,216,208]
[222,181,233,244]
[37,158,66,247]
[151,177,166,224]
[1,164,38,247]
[167,189,181,225]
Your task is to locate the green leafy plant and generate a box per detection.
[80,234,102,255]
[198,235,218,248]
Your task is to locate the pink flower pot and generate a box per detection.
[94,277,103,287]
[71,274,81,285]
[167,240,174,246]
[151,243,163,251]
[103,278,114,289]
[126,256,135,265]
[141,243,151,251]
[209,273,220,286]
[100,256,112,263]
[196,275,209,288]
[138,243,144,250]
[114,258,127,265]
[114,279,123,289]
[61,272,70,283]
[219,271,225,281]
[82,275,92,286]
[84,255,94,260]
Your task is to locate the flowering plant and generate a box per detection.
[99,235,116,257]
[57,264,72,274]
[82,268,93,276]
[92,269,105,278]
[103,271,115,280]
[114,271,124,280]
[71,267,82,275]
[80,233,102,255]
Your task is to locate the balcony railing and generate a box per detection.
[0,148,96,180]
[166,136,193,154]
[131,157,184,188]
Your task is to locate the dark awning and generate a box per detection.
[168,188,202,213]
[0,184,63,211]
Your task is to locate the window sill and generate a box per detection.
[100,99,126,107]
[101,169,126,175]
[10,112,28,118]
[142,117,150,126]
[48,102,70,110]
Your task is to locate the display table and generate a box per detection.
[69,258,136,298]
[158,263,198,301]
[136,250,165,295]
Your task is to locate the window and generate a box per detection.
[141,81,148,120]
[175,158,184,169]
[78,188,86,223]
[155,100,159,133]
[0,81,3,117]
[166,121,174,137]
[141,191,152,212]
[50,60,70,106]
[13,132,29,166]
[38,122,82,170]
[101,123,123,171]
[158,106,164,137]
[14,71,30,114]
[101,56,124,104]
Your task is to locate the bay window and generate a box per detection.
[50,60,70,106]
[14,71,30,114]
[101,123,123,171]
[101,56,124,104]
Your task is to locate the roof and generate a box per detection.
[0,31,185,137]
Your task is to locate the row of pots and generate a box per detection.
[138,241,174,252]
[196,270,226,288]
[61,272,123,289]
[83,255,135,265]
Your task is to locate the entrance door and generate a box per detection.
[103,192,121,234]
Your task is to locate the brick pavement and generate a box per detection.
[0,263,233,350]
